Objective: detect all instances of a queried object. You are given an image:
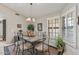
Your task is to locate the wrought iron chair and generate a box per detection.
[35,38,48,55]
[14,31,33,55]
[4,44,16,55]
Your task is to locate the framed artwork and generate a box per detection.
[37,23,42,31]
[17,24,22,28]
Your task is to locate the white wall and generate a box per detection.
[0,20,3,36]
[76,4,79,49]
[35,18,47,32]
[0,5,26,43]
[35,18,48,40]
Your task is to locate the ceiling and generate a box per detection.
[2,3,67,18]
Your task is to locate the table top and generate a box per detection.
[23,36,42,43]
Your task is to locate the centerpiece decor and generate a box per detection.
[27,24,34,37]
[26,3,35,37]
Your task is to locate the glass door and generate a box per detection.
[48,18,61,47]
[62,11,77,48]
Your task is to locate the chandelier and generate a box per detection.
[26,17,35,22]
[26,3,35,23]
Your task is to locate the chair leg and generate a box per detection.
[21,49,33,55]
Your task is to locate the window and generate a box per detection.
[48,18,60,40]
[62,11,77,48]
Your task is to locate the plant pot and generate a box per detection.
[57,47,63,52]
[27,30,34,37]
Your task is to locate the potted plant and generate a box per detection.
[27,24,34,37]
[56,36,65,52]
[27,24,34,31]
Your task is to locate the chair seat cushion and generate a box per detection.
[35,43,48,52]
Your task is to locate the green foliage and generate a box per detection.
[27,24,34,31]
[56,36,65,49]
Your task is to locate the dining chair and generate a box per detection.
[19,42,32,55]
[4,44,16,55]
[35,36,49,55]
[17,32,33,55]
[14,40,32,55]
[35,42,48,55]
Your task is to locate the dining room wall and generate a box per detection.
[0,4,26,43]
[35,18,48,37]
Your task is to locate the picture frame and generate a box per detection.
[17,24,22,28]
[37,23,42,31]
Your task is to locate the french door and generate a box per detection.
[47,18,61,47]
